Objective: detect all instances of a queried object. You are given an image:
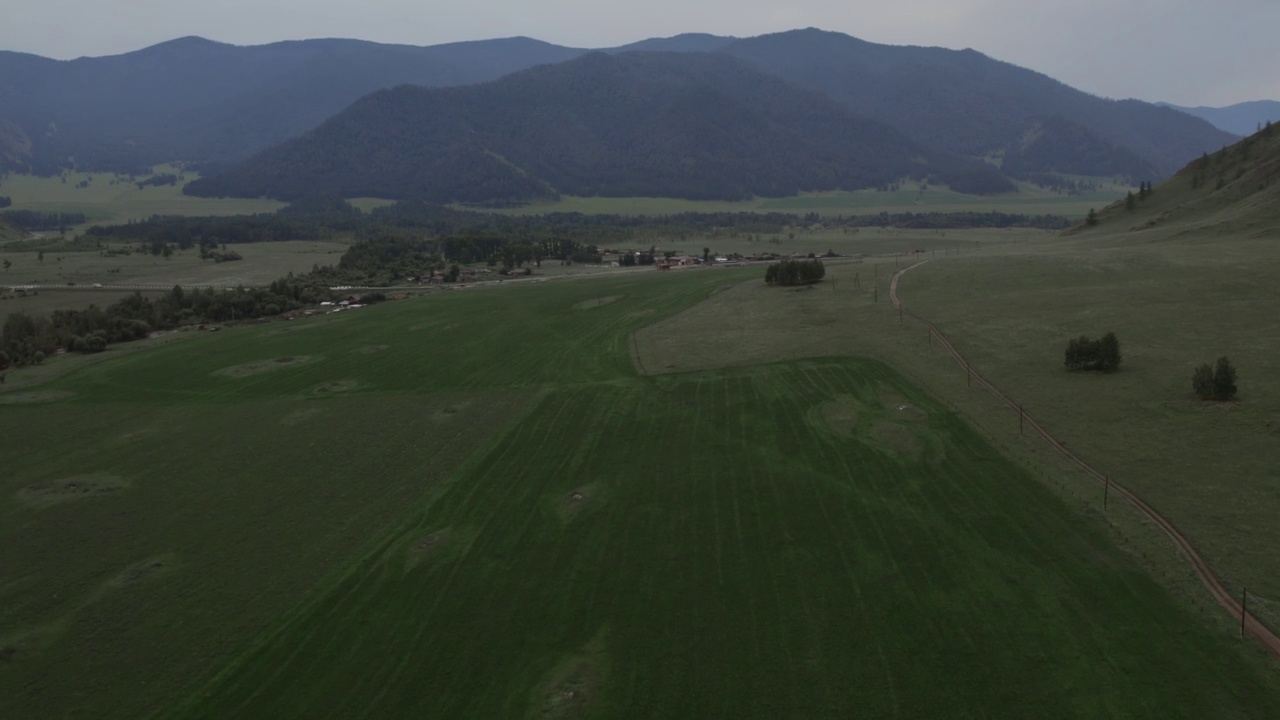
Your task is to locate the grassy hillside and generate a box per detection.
[1077,123,1280,236]
[3,266,1278,718]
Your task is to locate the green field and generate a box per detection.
[484,181,1128,219]
[3,265,1278,718]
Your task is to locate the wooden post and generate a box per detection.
[1242,588,1249,639]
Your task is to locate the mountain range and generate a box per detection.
[0,29,1243,203]
[1157,101,1280,138]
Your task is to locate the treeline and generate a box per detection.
[2,210,89,230]
[83,213,355,246]
[765,259,826,286]
[76,198,1074,258]
[840,211,1071,230]
[1,276,335,368]
[323,234,605,285]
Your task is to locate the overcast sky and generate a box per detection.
[3,0,1276,106]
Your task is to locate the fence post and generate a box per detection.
[1242,588,1249,639]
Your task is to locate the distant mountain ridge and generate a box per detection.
[0,28,1237,195]
[0,35,588,174]
[718,29,1232,179]
[1157,100,1280,137]
[185,51,1013,203]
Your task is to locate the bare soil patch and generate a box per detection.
[217,355,316,378]
[555,482,603,523]
[308,379,365,397]
[432,402,470,423]
[573,295,622,310]
[107,554,178,589]
[819,397,860,437]
[281,407,326,426]
[876,383,929,424]
[17,474,130,509]
[404,529,451,573]
[533,630,607,719]
[870,421,924,458]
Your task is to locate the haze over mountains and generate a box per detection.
[0,28,1245,204]
[1157,101,1280,138]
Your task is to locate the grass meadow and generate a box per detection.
[3,264,1279,718]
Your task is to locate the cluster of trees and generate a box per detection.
[765,259,826,286]
[1192,357,1238,401]
[1123,181,1156,210]
[2,210,88,230]
[1064,332,1122,372]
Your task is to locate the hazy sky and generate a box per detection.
[3,0,1276,106]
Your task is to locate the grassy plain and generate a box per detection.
[0,240,350,316]
[3,265,1279,718]
[0,167,284,231]
[488,181,1127,219]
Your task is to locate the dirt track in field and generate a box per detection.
[889,260,1280,660]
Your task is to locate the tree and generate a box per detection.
[1096,332,1121,371]
[1212,356,1238,401]
[1191,363,1214,398]
[2,259,9,272]
[702,247,711,262]
[1085,208,1098,226]
[1125,191,1136,211]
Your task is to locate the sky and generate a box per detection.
[2,0,1277,107]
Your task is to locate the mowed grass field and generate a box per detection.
[3,265,1279,718]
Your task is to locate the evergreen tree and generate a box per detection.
[1085,208,1099,226]
[1125,191,1136,211]
[1212,356,1238,401]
